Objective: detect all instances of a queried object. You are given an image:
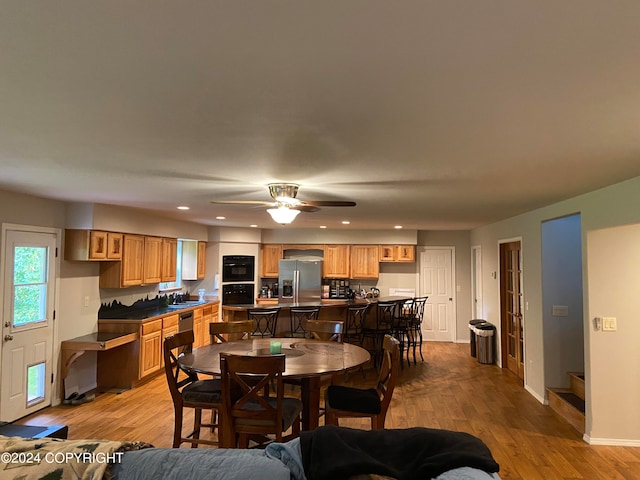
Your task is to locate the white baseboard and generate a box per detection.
[584,435,640,446]
[525,384,547,405]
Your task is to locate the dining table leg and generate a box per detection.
[300,377,321,430]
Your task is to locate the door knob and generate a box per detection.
[4,334,14,341]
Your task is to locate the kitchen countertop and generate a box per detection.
[98,300,217,321]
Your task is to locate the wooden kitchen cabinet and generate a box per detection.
[350,245,380,279]
[100,234,173,288]
[197,241,206,279]
[260,244,283,278]
[64,230,123,261]
[323,244,350,278]
[182,240,206,280]
[139,319,162,378]
[203,304,213,345]
[143,236,163,284]
[161,237,178,282]
[161,313,179,367]
[100,234,145,288]
[379,245,415,262]
[193,307,204,348]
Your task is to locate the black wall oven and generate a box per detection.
[222,255,255,282]
[222,283,255,305]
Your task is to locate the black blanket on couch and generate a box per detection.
[300,425,499,480]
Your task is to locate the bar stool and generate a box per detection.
[362,301,396,369]
[343,304,370,346]
[287,306,321,338]
[247,307,281,338]
[407,297,428,364]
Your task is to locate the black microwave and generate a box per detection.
[222,255,255,282]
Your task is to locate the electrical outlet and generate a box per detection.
[83,295,90,307]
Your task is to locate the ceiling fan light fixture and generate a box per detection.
[267,206,300,225]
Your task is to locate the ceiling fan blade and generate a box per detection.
[210,200,275,206]
[291,205,321,213]
[300,200,357,207]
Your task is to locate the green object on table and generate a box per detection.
[270,340,282,354]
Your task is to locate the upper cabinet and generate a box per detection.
[379,245,415,262]
[142,236,163,284]
[323,244,350,278]
[64,230,123,261]
[100,234,145,288]
[183,240,206,281]
[197,241,206,280]
[260,244,282,278]
[99,234,172,288]
[161,238,178,282]
[350,245,379,279]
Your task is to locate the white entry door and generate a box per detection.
[420,248,455,342]
[1,229,57,421]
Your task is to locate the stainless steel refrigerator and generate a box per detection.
[278,260,323,303]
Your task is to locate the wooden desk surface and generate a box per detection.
[61,332,138,351]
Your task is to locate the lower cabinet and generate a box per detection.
[193,307,204,348]
[97,302,220,389]
[139,319,162,379]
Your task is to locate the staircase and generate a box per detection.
[546,372,585,434]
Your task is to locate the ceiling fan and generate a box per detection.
[211,183,356,224]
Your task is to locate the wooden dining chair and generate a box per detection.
[209,320,254,343]
[247,307,281,338]
[306,320,344,342]
[163,330,222,447]
[220,352,302,448]
[324,334,400,430]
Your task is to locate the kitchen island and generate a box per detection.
[222,296,413,334]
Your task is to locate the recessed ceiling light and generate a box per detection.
[319,225,327,229]
[250,224,258,228]
[394,225,403,229]
[341,220,350,225]
[177,206,190,210]
[215,216,226,220]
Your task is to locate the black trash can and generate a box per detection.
[469,319,486,357]
[475,322,496,364]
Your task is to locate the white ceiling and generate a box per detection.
[1,1,640,230]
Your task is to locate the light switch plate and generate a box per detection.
[602,317,617,331]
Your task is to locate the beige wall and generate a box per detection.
[471,175,640,444]
[586,223,640,444]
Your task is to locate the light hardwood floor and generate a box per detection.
[18,342,640,479]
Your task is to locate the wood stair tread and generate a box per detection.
[548,388,585,413]
[547,387,585,434]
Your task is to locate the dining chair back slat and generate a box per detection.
[306,320,344,342]
[210,320,254,343]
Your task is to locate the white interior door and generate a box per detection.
[420,248,455,342]
[1,229,57,422]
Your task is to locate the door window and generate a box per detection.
[13,246,48,327]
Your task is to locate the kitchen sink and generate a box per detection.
[166,301,203,309]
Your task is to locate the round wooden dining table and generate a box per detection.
[177,338,370,435]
